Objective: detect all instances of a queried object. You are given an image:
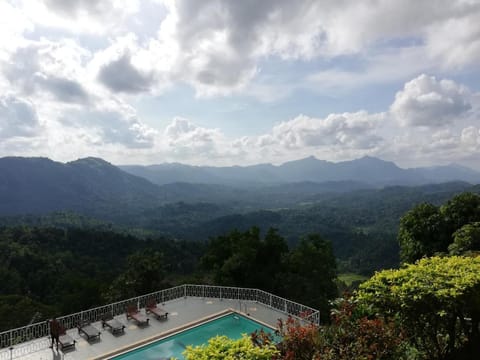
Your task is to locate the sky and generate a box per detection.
[1,0,480,169]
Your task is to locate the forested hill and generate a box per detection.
[1,181,477,274]
[0,157,162,218]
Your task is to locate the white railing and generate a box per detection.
[0,284,320,350]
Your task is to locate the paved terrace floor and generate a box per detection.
[0,297,289,360]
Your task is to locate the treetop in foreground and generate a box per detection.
[183,334,279,360]
[357,256,480,359]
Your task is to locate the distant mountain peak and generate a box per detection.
[68,157,114,167]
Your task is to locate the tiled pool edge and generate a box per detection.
[95,308,278,360]
[92,309,233,360]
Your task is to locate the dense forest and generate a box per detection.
[0,226,337,331]
[1,182,476,276]
[2,189,480,359]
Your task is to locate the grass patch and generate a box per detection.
[338,273,368,286]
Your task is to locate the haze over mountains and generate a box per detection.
[120,155,480,186]
[1,155,479,218]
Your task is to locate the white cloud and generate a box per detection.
[19,0,140,34]
[154,0,480,96]
[425,11,480,69]
[261,112,384,150]
[390,74,472,127]
[60,108,157,149]
[460,126,480,148]
[163,117,226,158]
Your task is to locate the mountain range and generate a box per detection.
[1,155,479,218]
[121,155,480,186]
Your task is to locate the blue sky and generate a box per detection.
[0,0,480,169]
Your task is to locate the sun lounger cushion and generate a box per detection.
[59,333,76,350]
[78,323,101,341]
[127,310,149,325]
[147,305,168,320]
[103,318,125,334]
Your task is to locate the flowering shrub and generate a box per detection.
[317,298,405,360]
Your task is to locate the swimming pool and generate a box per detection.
[112,313,275,360]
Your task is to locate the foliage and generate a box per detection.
[202,228,337,318]
[316,297,406,360]
[202,227,289,292]
[105,249,167,301]
[449,222,480,255]
[357,256,480,359]
[398,193,480,263]
[0,295,56,332]
[0,226,202,331]
[398,203,448,263]
[182,334,279,360]
[252,301,405,360]
[441,192,480,234]
[281,234,337,320]
[273,316,320,360]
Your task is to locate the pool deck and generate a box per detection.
[0,297,289,360]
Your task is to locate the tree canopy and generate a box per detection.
[202,228,337,320]
[357,256,480,359]
[183,335,279,360]
[398,192,480,263]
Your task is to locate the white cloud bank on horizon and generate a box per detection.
[0,1,479,168]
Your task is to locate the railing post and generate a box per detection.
[270,294,272,307]
[284,300,287,313]
[220,288,222,301]
[183,284,186,298]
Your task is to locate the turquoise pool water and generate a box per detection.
[112,313,274,360]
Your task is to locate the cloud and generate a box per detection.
[43,0,120,17]
[425,10,480,68]
[0,95,41,139]
[390,74,471,127]
[164,117,225,157]
[19,0,140,34]
[3,40,90,104]
[155,0,480,96]
[460,126,480,148]
[37,76,90,104]
[259,112,384,151]
[98,53,155,94]
[61,108,157,149]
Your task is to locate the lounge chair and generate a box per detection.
[77,321,101,341]
[58,325,76,351]
[126,305,149,326]
[146,300,168,320]
[102,313,125,334]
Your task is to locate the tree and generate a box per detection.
[441,192,480,234]
[282,234,337,320]
[106,249,166,301]
[449,222,480,255]
[357,256,480,359]
[398,203,448,263]
[183,335,279,360]
[202,227,288,292]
